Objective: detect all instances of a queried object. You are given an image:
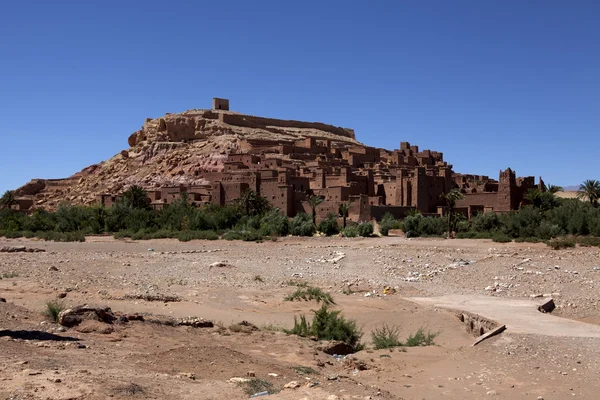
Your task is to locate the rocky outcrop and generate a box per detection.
[58,305,117,327]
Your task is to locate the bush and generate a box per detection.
[357,222,374,237]
[284,286,335,305]
[547,238,576,250]
[44,300,65,322]
[222,230,263,242]
[371,324,403,349]
[379,213,398,236]
[286,305,362,351]
[238,379,278,396]
[404,327,437,347]
[177,230,219,241]
[456,231,492,239]
[259,209,289,237]
[290,213,315,236]
[36,231,85,242]
[318,213,340,236]
[400,214,446,237]
[470,212,500,232]
[342,226,358,237]
[577,236,600,247]
[491,232,512,243]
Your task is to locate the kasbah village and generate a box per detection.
[2,98,600,400]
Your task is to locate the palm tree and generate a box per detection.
[235,189,270,216]
[524,188,542,207]
[546,184,564,194]
[441,189,464,238]
[0,190,17,210]
[308,195,324,226]
[338,203,350,229]
[576,180,600,207]
[122,185,150,210]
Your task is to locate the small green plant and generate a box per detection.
[238,379,278,396]
[491,232,512,243]
[295,366,316,375]
[576,236,600,247]
[44,300,65,323]
[286,304,363,351]
[404,327,437,347]
[318,213,340,236]
[253,275,264,283]
[284,286,335,305]
[1,272,19,278]
[371,324,403,349]
[260,323,285,332]
[357,221,374,237]
[547,238,576,250]
[110,383,146,396]
[342,225,358,237]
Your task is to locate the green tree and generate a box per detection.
[338,203,350,229]
[576,180,600,207]
[524,188,542,207]
[122,185,150,210]
[441,189,464,238]
[0,190,17,210]
[308,195,324,226]
[234,189,271,216]
[546,184,564,194]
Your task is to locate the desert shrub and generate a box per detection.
[400,214,421,235]
[177,230,219,241]
[235,215,261,231]
[577,236,600,247]
[379,213,398,236]
[342,225,358,237]
[514,236,544,243]
[113,230,134,239]
[21,230,35,238]
[44,300,65,322]
[259,209,289,237]
[400,214,445,237]
[371,324,403,349]
[36,231,85,242]
[3,230,23,238]
[357,222,374,237]
[294,366,316,375]
[456,231,492,239]
[318,213,340,236]
[124,208,157,232]
[470,211,500,232]
[404,327,437,347]
[498,207,542,239]
[419,216,446,236]
[287,305,362,351]
[284,286,335,305]
[238,379,278,396]
[290,213,315,236]
[203,204,242,230]
[22,209,56,232]
[536,220,564,240]
[222,230,243,241]
[547,237,576,250]
[491,232,512,243]
[222,230,262,242]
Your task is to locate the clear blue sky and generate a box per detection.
[1,0,599,194]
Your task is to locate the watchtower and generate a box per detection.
[212,98,230,111]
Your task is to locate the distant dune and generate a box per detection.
[556,191,579,199]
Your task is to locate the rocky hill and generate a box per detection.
[15,107,362,209]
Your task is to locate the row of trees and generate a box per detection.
[1,179,600,243]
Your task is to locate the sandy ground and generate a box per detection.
[2,235,600,399]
